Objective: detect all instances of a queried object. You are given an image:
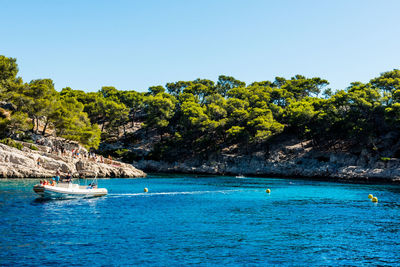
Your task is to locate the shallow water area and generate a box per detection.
[1,175,400,266]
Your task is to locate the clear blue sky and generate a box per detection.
[2,0,400,92]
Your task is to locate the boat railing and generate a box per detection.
[73,171,98,186]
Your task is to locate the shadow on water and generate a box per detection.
[32,197,72,204]
[31,196,103,205]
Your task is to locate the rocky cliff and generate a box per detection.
[0,143,146,178]
[134,139,400,183]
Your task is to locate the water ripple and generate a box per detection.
[1,177,400,266]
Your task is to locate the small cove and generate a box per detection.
[1,175,400,265]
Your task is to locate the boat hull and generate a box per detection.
[33,184,107,199]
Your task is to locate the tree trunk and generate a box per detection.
[31,117,35,132]
[42,118,49,136]
[131,111,136,127]
[34,116,39,134]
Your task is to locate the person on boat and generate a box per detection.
[55,170,60,182]
[64,172,72,183]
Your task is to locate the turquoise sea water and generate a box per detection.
[1,175,400,266]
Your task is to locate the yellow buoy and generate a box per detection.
[144,188,148,193]
[372,197,378,203]
[266,189,271,193]
[368,194,373,199]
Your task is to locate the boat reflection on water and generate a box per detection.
[32,194,105,204]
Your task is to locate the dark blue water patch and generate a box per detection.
[1,176,400,266]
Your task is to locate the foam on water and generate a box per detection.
[109,189,239,197]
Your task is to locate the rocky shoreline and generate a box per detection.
[0,143,146,178]
[135,158,400,183]
[134,140,400,183]
[4,132,397,183]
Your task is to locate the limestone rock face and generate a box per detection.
[0,143,146,178]
[134,140,400,182]
[75,159,145,178]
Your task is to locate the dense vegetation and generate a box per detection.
[1,55,400,158]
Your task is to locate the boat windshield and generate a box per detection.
[73,171,98,187]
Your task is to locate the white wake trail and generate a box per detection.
[109,190,238,197]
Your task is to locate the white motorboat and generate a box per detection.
[33,172,107,199]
